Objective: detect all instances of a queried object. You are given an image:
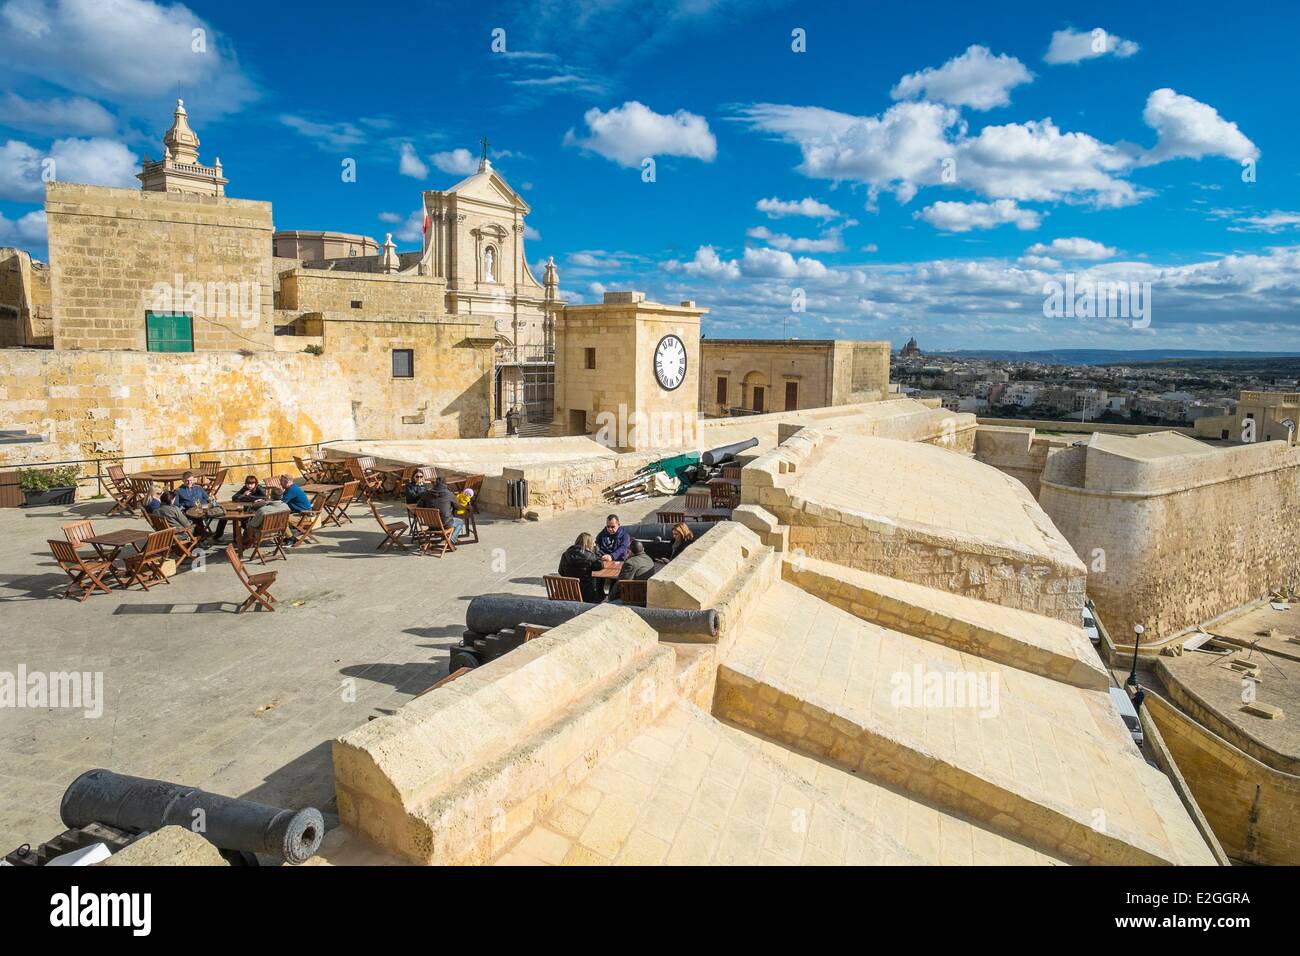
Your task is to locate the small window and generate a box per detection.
[716,377,728,405]
[145,311,193,352]
[392,349,414,378]
[785,381,799,410]
[350,300,363,309]
[585,348,596,370]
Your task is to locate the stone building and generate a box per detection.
[698,338,889,417]
[552,291,705,451]
[1193,390,1296,443]
[0,100,554,468]
[272,231,379,261]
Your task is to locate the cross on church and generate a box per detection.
[480,136,490,162]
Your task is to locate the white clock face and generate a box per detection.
[653,334,687,391]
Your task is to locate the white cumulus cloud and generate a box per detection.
[430,148,478,176]
[1140,88,1258,164]
[0,0,257,116]
[756,196,840,219]
[398,142,427,178]
[891,45,1033,111]
[1044,27,1140,65]
[914,199,1043,232]
[564,101,716,168]
[0,136,138,200]
[1025,237,1117,259]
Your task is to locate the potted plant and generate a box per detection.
[19,465,81,506]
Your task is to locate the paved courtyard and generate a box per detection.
[0,493,660,852]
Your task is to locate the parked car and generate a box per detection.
[1082,606,1100,645]
[1108,686,1145,748]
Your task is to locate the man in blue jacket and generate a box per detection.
[277,474,314,546]
[594,514,631,597]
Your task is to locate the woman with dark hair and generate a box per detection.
[558,532,609,603]
[232,474,269,503]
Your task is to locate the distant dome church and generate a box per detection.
[900,336,921,357]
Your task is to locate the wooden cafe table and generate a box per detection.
[82,527,150,565]
[128,468,190,489]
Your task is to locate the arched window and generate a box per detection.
[484,245,497,283]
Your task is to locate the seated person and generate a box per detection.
[655,523,695,570]
[173,471,227,541]
[595,514,631,562]
[559,533,610,603]
[143,485,163,514]
[276,474,315,546]
[614,539,655,601]
[155,490,194,532]
[416,477,465,543]
[594,514,631,596]
[232,474,269,503]
[453,487,474,516]
[241,487,290,550]
[405,469,434,504]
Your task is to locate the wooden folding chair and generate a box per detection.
[685,491,711,510]
[722,464,743,481]
[543,575,583,602]
[248,510,290,565]
[410,507,456,557]
[145,511,198,561]
[201,467,227,498]
[122,528,175,590]
[105,466,141,516]
[227,544,278,613]
[294,455,322,483]
[128,478,154,510]
[289,494,324,546]
[370,502,409,551]
[710,485,739,509]
[346,459,384,501]
[48,539,118,601]
[62,519,99,561]
[657,510,685,524]
[615,578,647,607]
[392,465,419,500]
[322,480,359,527]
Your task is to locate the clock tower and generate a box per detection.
[552,291,705,452]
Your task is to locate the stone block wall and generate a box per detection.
[0,348,356,477]
[744,430,1086,622]
[973,425,1073,498]
[0,248,53,347]
[1040,437,1300,641]
[45,182,274,351]
[332,605,677,864]
[1144,692,1300,865]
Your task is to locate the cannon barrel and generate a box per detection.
[701,437,759,466]
[61,769,324,865]
[467,594,718,638]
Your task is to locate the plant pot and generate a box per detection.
[23,485,77,507]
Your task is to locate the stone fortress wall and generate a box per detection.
[45,182,276,352]
[1039,431,1300,642]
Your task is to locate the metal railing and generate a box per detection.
[3,439,368,499]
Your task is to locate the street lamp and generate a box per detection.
[1126,624,1144,690]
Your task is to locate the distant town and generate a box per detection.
[892,337,1300,430]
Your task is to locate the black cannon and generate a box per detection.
[61,769,325,865]
[701,437,759,467]
[448,593,719,671]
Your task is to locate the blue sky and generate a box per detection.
[2,0,1298,349]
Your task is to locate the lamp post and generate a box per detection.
[1126,624,1144,690]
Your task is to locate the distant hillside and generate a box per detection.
[926,348,1300,366]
